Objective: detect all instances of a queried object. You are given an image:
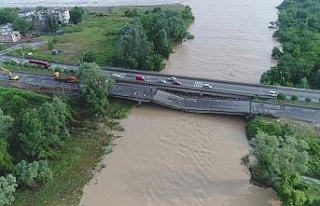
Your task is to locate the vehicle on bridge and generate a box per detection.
[0,67,19,81]
[172,79,182,85]
[268,90,277,97]
[136,75,146,81]
[111,73,121,79]
[157,79,167,84]
[203,83,213,89]
[29,59,51,69]
[167,76,177,81]
[54,71,78,83]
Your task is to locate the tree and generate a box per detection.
[15,160,52,189]
[0,109,14,138]
[305,97,311,105]
[0,139,14,173]
[277,93,286,101]
[291,95,298,104]
[18,109,46,158]
[13,17,30,34]
[44,15,58,32]
[77,63,114,115]
[0,174,17,206]
[70,7,84,24]
[18,97,70,159]
[249,132,309,189]
[115,20,154,69]
[0,8,18,24]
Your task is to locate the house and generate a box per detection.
[37,8,70,24]
[0,24,21,43]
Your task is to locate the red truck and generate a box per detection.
[29,59,51,69]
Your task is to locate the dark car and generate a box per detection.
[172,80,182,85]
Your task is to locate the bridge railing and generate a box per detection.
[114,79,271,99]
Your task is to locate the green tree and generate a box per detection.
[249,132,309,188]
[115,20,154,69]
[277,93,286,101]
[44,15,58,32]
[70,7,84,24]
[291,95,299,104]
[12,17,30,34]
[18,109,46,158]
[0,109,14,138]
[0,174,17,206]
[77,63,114,115]
[0,8,18,24]
[0,139,14,173]
[15,160,52,189]
[82,51,95,63]
[305,97,311,106]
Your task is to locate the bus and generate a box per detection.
[29,59,51,69]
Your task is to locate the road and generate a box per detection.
[2,55,320,102]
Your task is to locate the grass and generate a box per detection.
[12,14,127,65]
[10,3,191,67]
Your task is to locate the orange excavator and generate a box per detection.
[53,71,78,83]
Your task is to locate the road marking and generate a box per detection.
[194,81,203,87]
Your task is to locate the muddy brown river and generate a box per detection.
[80,0,282,205]
[0,0,283,205]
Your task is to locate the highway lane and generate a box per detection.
[2,55,320,102]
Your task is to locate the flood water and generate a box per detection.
[1,0,283,205]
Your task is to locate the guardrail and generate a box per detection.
[114,79,269,99]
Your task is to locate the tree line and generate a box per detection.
[0,63,113,205]
[112,6,195,71]
[261,0,320,89]
[246,117,320,206]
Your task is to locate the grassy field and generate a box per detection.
[10,4,190,66]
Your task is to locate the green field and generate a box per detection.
[11,4,189,66]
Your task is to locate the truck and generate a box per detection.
[53,71,78,83]
[29,59,51,69]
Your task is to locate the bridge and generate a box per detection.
[1,72,320,123]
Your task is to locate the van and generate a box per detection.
[268,90,277,97]
[136,75,146,81]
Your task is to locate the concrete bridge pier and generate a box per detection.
[136,100,142,107]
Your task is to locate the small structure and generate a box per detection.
[52,49,59,55]
[55,30,65,35]
[0,24,21,43]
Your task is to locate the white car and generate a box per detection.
[203,83,213,89]
[111,73,121,79]
[167,76,177,81]
[268,90,277,97]
[157,79,167,84]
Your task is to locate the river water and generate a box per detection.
[1,0,282,205]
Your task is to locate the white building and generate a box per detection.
[37,8,70,24]
[0,24,21,43]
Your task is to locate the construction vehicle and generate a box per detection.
[53,71,78,83]
[0,67,19,81]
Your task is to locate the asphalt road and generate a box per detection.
[2,55,320,102]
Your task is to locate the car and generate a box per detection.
[136,75,146,81]
[172,80,182,85]
[156,79,167,84]
[203,83,213,89]
[268,90,277,97]
[167,76,177,81]
[111,73,121,79]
